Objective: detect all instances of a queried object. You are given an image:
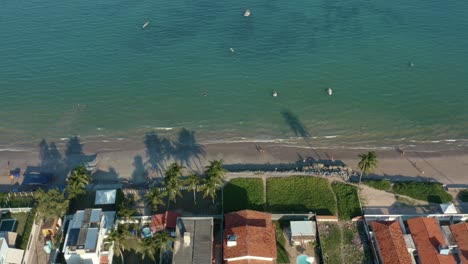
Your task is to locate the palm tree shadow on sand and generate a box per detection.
[174,128,206,171]
[281,110,321,160]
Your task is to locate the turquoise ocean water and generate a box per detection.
[1,0,468,150]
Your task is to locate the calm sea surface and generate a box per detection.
[1,0,468,150]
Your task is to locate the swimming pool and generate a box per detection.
[0,219,17,232]
[297,254,315,264]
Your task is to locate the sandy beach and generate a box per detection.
[1,139,467,188]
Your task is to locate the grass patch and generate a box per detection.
[223,178,265,213]
[331,182,362,220]
[112,236,160,264]
[156,190,222,215]
[273,221,290,264]
[362,179,392,191]
[19,208,36,249]
[266,177,336,215]
[318,223,342,264]
[393,182,452,204]
[458,189,468,202]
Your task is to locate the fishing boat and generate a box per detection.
[142,21,150,29]
[244,9,251,17]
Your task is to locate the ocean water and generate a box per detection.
[1,0,468,150]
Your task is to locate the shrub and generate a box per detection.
[362,179,392,191]
[458,189,468,202]
[393,182,452,203]
[331,182,362,220]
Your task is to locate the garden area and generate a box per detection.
[273,221,290,264]
[318,221,372,264]
[0,192,35,208]
[223,178,264,213]
[266,177,337,215]
[331,182,362,220]
[0,211,32,249]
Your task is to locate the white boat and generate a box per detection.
[142,21,150,29]
[244,9,251,17]
[327,88,333,95]
[272,90,278,97]
[230,48,235,53]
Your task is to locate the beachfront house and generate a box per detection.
[172,217,214,264]
[370,221,415,264]
[223,210,277,263]
[290,221,316,245]
[0,237,24,264]
[63,208,115,264]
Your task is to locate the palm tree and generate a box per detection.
[144,188,165,212]
[35,188,69,221]
[358,151,378,184]
[136,237,157,262]
[201,177,220,204]
[105,226,130,264]
[185,174,200,205]
[153,231,174,254]
[164,163,184,207]
[65,166,91,199]
[204,159,226,184]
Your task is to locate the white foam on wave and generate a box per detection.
[324,135,338,139]
[154,127,174,131]
[444,139,457,142]
[0,148,28,152]
[60,138,68,141]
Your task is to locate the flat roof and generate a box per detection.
[290,221,316,237]
[172,217,213,264]
[6,248,24,264]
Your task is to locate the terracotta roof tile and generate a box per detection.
[407,218,456,264]
[224,210,276,260]
[449,223,468,263]
[371,221,413,264]
[150,211,181,232]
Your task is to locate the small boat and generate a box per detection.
[244,9,251,17]
[327,88,333,95]
[272,90,278,97]
[142,21,150,29]
[230,48,235,53]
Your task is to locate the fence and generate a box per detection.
[1,207,32,213]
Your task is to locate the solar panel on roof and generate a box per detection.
[66,228,80,246]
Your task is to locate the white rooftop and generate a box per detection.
[291,221,316,237]
[95,189,116,205]
[440,203,458,214]
[6,248,24,264]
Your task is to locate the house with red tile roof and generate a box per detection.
[371,221,414,264]
[407,218,456,264]
[223,210,277,264]
[150,211,182,233]
[449,223,468,263]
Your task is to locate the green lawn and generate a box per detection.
[458,189,468,202]
[112,237,160,264]
[318,223,342,264]
[0,210,36,249]
[393,182,452,203]
[362,179,392,191]
[266,177,336,215]
[223,178,265,213]
[273,221,290,264]
[331,182,362,220]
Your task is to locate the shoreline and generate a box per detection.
[0,139,467,186]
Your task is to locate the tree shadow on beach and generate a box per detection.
[131,155,148,183]
[91,166,119,184]
[281,110,311,139]
[65,136,97,170]
[174,128,206,171]
[38,139,66,182]
[144,132,174,176]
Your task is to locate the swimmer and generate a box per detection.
[272,90,278,97]
[230,48,235,53]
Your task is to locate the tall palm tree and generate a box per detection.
[136,237,157,261]
[204,159,226,184]
[65,166,91,199]
[144,188,165,212]
[164,163,184,207]
[153,232,174,256]
[185,174,200,205]
[165,162,184,179]
[201,177,220,204]
[105,226,130,264]
[358,151,378,184]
